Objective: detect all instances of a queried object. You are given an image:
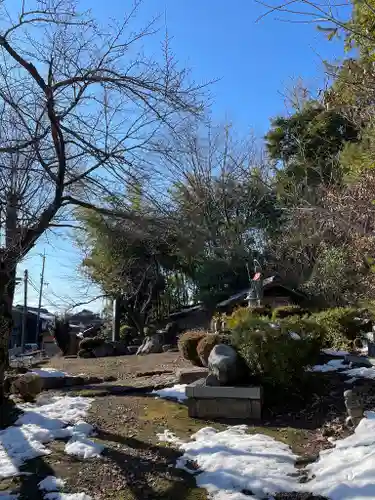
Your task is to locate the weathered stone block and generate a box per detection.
[187,397,261,420]
[176,367,209,384]
[186,380,261,400]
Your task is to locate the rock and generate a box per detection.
[208,344,242,386]
[344,354,373,368]
[205,373,220,386]
[344,389,364,427]
[127,346,138,355]
[92,342,115,358]
[78,349,94,358]
[163,322,179,344]
[177,367,209,384]
[110,341,129,356]
[162,344,173,352]
[11,373,43,401]
[136,334,163,355]
[131,338,142,346]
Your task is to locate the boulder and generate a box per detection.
[110,341,129,356]
[163,322,179,344]
[92,342,116,358]
[11,373,43,401]
[78,349,94,358]
[208,344,242,386]
[162,344,174,352]
[127,346,138,355]
[136,334,163,355]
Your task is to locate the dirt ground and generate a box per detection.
[47,352,191,382]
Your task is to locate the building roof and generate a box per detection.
[216,276,306,309]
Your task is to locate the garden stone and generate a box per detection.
[136,334,163,355]
[177,367,209,384]
[208,343,241,386]
[205,373,220,386]
[93,342,115,358]
[110,341,129,356]
[127,346,138,355]
[162,344,173,352]
[344,389,364,427]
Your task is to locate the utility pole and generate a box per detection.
[21,269,28,351]
[35,251,46,344]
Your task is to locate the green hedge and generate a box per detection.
[271,305,308,320]
[310,307,364,349]
[230,316,322,389]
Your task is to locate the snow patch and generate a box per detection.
[152,384,187,402]
[30,368,69,378]
[0,396,102,480]
[322,349,349,357]
[38,476,66,492]
[44,493,92,500]
[310,358,347,372]
[158,425,298,499]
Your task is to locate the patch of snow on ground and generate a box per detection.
[343,366,375,380]
[0,396,101,480]
[44,493,92,500]
[322,348,349,357]
[31,368,69,378]
[0,493,18,499]
[39,476,66,492]
[310,358,347,372]
[158,425,299,500]
[306,411,375,499]
[152,384,187,402]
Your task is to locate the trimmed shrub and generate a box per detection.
[196,334,231,366]
[230,316,321,389]
[271,305,308,320]
[178,330,206,366]
[119,325,137,342]
[226,306,270,330]
[79,336,104,350]
[311,307,365,349]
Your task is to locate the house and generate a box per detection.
[167,304,212,331]
[10,306,55,348]
[215,275,307,314]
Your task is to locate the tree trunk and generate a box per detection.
[0,262,16,403]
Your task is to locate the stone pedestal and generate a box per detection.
[186,380,262,420]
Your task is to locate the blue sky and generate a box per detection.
[14,0,346,313]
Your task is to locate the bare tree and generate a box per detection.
[0,0,205,400]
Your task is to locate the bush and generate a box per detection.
[311,307,365,349]
[178,330,206,366]
[119,325,137,342]
[271,305,308,320]
[196,334,231,366]
[226,306,270,330]
[79,336,104,350]
[230,316,321,389]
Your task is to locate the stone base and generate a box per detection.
[185,380,262,420]
[187,397,262,420]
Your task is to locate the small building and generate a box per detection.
[10,306,55,348]
[216,275,307,314]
